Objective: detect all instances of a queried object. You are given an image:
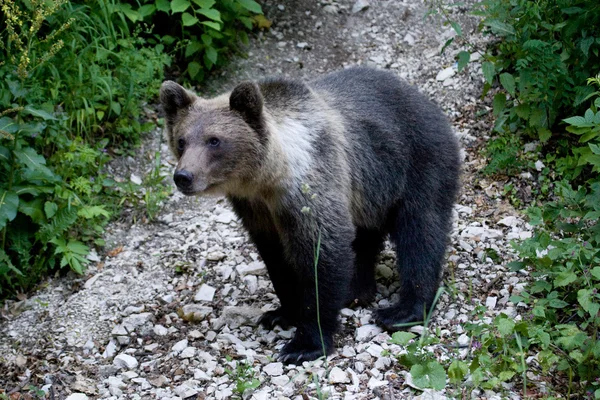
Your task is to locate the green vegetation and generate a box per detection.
[0,0,262,298]
[421,0,600,397]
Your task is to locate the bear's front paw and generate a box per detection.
[375,300,428,331]
[277,329,333,365]
[259,308,295,330]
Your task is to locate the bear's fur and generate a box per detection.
[160,67,461,364]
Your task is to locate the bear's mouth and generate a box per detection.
[179,182,217,196]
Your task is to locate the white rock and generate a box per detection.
[130,174,142,185]
[535,160,546,171]
[195,284,216,302]
[272,375,290,386]
[174,382,199,397]
[172,338,189,354]
[356,324,382,341]
[180,304,213,321]
[107,376,126,389]
[251,390,271,400]
[297,42,309,49]
[236,261,267,276]
[457,334,470,346]
[207,251,226,261]
[436,67,455,81]
[180,346,196,358]
[415,389,448,400]
[351,0,369,13]
[263,362,284,376]
[486,296,497,310]
[113,353,138,369]
[498,216,519,227]
[153,324,168,336]
[367,377,388,389]
[103,339,117,359]
[65,394,88,400]
[329,366,350,383]
[215,211,236,224]
[243,275,258,294]
[403,33,415,46]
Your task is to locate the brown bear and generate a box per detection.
[160,67,461,364]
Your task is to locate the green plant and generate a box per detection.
[479,0,600,144]
[118,0,265,82]
[456,81,600,398]
[224,359,261,397]
[0,0,167,298]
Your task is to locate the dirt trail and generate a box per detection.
[1,1,531,399]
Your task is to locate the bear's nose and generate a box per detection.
[174,170,193,189]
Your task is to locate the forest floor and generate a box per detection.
[1,0,539,399]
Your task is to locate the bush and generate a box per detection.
[116,0,265,82]
[0,0,168,297]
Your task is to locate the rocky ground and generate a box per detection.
[1,0,538,399]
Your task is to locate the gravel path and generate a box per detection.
[1,1,534,399]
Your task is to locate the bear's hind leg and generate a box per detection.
[375,204,452,330]
[349,228,385,307]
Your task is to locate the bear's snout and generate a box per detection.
[173,170,193,192]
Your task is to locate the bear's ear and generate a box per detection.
[160,81,195,121]
[230,82,265,133]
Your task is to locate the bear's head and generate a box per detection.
[160,81,268,196]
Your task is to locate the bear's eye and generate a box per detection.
[177,138,186,152]
[208,137,220,147]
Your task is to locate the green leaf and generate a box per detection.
[187,61,201,78]
[591,267,600,280]
[111,102,121,116]
[192,0,215,7]
[77,205,110,219]
[484,20,515,36]
[563,116,588,127]
[529,107,548,128]
[0,190,19,229]
[197,8,221,22]
[554,270,577,287]
[237,0,262,14]
[185,41,202,58]
[411,361,447,390]
[205,46,218,64]
[13,147,47,170]
[577,289,595,313]
[450,21,462,36]
[171,0,190,13]
[456,51,470,72]
[18,198,44,223]
[45,201,58,219]
[389,331,416,346]
[580,37,594,57]
[499,73,515,96]
[548,299,569,308]
[201,34,212,46]
[138,4,156,17]
[538,128,551,143]
[448,360,468,383]
[67,240,89,255]
[182,12,198,26]
[481,62,494,84]
[22,106,56,120]
[440,38,454,55]
[497,317,515,336]
[201,20,221,31]
[493,93,506,116]
[0,146,10,163]
[155,0,170,12]
[507,261,525,271]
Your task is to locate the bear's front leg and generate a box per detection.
[274,201,355,364]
